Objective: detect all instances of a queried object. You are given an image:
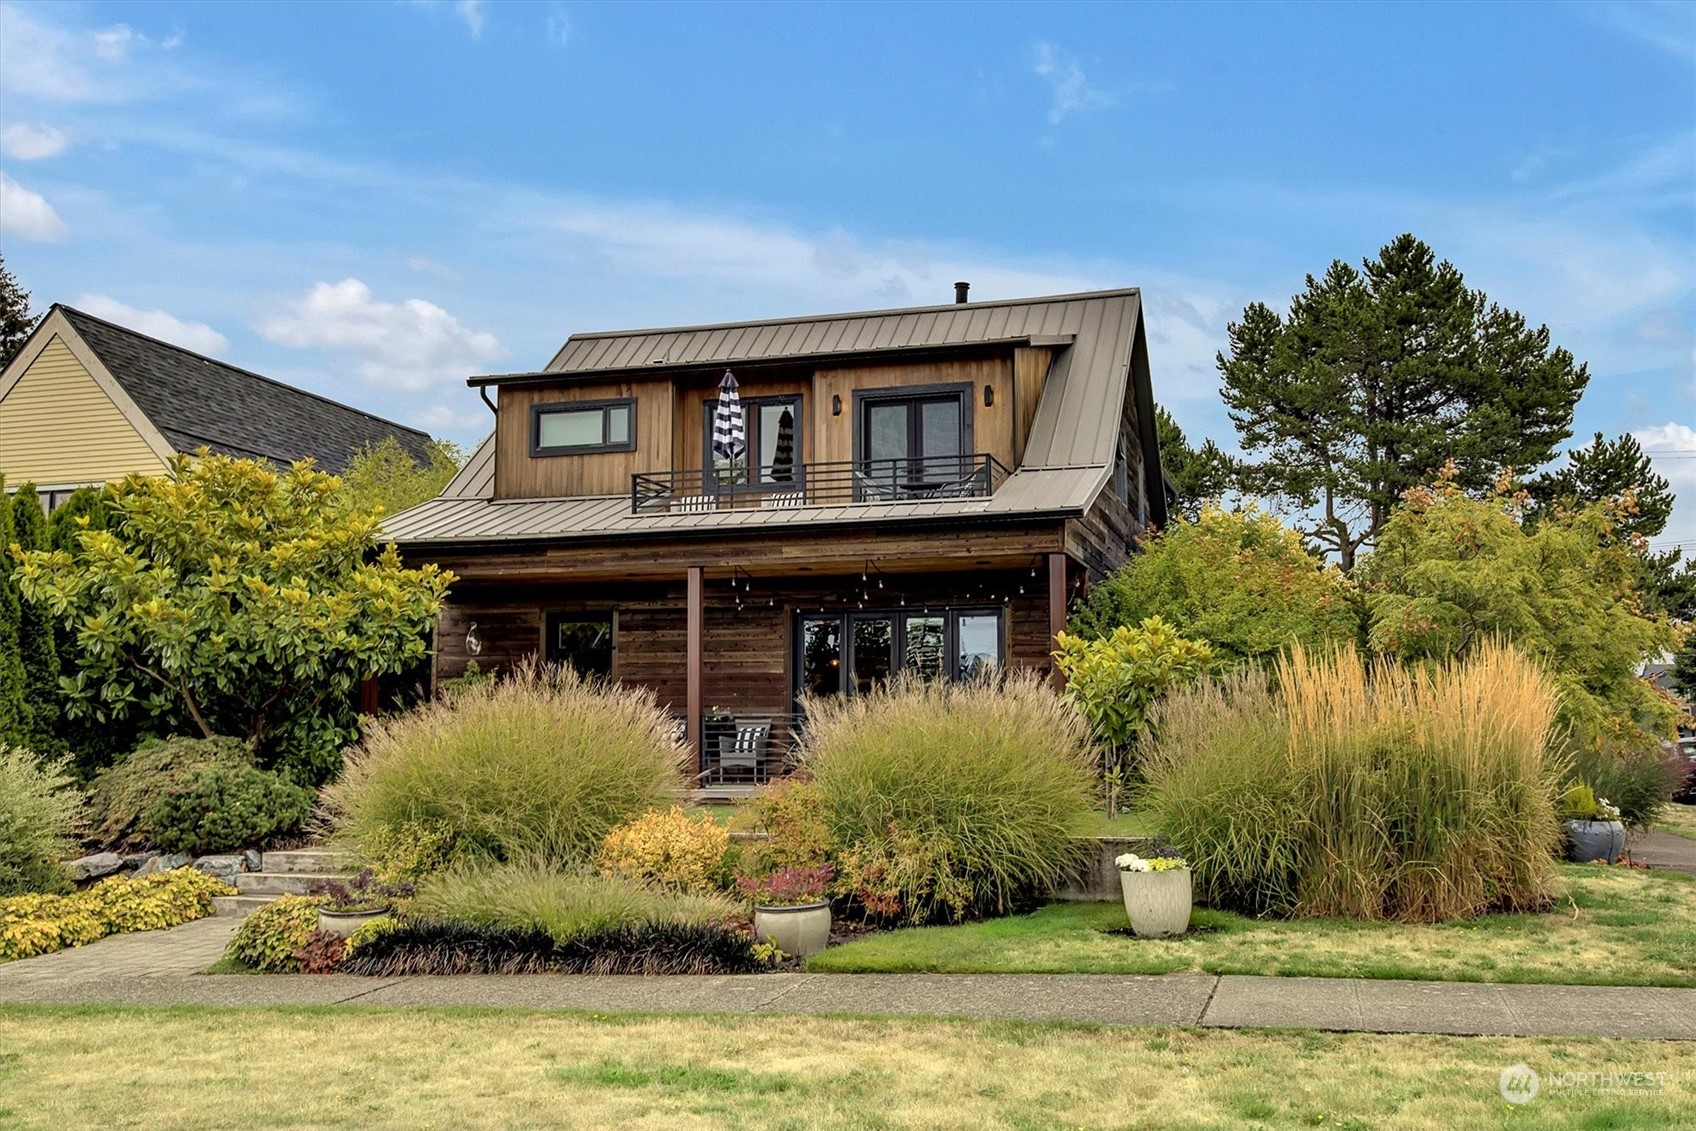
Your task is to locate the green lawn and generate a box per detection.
[2,1005,1691,1129]
[809,864,1696,987]
[1069,809,1156,838]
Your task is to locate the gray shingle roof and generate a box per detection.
[58,305,433,471]
[384,289,1159,547]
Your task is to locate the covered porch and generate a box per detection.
[426,529,1079,781]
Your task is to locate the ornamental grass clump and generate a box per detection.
[0,745,81,896]
[1143,641,1564,923]
[321,660,686,870]
[800,671,1095,924]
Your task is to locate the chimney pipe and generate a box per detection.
[954,281,970,304]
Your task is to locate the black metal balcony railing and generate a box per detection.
[631,454,1008,515]
[666,712,802,785]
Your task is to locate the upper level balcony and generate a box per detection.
[630,453,1008,515]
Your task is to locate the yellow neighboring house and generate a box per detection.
[0,304,433,508]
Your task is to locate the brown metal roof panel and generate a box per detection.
[745,323,784,357]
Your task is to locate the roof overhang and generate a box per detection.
[467,334,1074,389]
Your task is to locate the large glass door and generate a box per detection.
[793,607,1002,708]
[848,614,896,695]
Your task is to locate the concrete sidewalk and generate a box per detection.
[2,920,1691,1039]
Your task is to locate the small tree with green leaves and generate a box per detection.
[15,453,456,784]
[1070,505,1360,665]
[338,436,462,518]
[1053,617,1214,814]
[1361,467,1679,744]
[1155,407,1234,522]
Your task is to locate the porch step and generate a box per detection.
[235,871,354,897]
[259,848,351,875]
[212,895,274,919]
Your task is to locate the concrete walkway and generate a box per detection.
[1630,829,1696,875]
[2,919,1692,1039]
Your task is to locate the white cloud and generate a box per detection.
[413,403,492,432]
[545,3,571,47]
[74,294,229,354]
[1031,42,1112,124]
[0,122,68,159]
[0,4,175,102]
[0,172,67,240]
[455,1,487,38]
[91,23,139,61]
[406,255,458,279]
[259,278,507,390]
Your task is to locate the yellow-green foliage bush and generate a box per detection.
[225,894,325,973]
[0,745,82,896]
[322,661,685,869]
[595,807,731,894]
[732,777,835,878]
[0,868,233,962]
[1144,641,1564,923]
[357,818,462,884]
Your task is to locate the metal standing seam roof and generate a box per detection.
[383,289,1148,547]
[55,306,435,471]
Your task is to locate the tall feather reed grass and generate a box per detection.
[1142,641,1565,922]
[320,660,686,870]
[800,671,1096,923]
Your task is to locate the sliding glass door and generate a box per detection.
[793,607,1003,709]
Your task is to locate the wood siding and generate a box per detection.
[0,336,168,485]
[433,571,1059,711]
[495,380,674,499]
[812,356,1014,469]
[1011,346,1051,461]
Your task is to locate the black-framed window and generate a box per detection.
[531,398,636,456]
[793,606,1003,705]
[852,383,974,497]
[546,612,614,678]
[702,394,803,488]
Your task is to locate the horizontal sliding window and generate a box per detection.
[531,399,635,456]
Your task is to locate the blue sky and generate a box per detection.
[2,1,1692,545]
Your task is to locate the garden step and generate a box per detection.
[234,871,353,896]
[211,895,274,918]
[259,849,350,875]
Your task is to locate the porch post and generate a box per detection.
[1048,552,1069,691]
[687,565,704,769]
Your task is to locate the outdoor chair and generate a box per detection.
[761,491,805,508]
[715,720,772,783]
[672,494,718,514]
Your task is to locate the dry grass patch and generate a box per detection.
[1,1006,1692,1130]
[810,865,1696,987]
[1654,803,1696,842]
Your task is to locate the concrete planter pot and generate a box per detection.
[1563,819,1626,864]
[318,907,390,937]
[753,902,831,958]
[1118,868,1192,938]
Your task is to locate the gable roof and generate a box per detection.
[52,305,434,471]
[384,288,1164,547]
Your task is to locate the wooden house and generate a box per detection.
[0,304,433,508]
[385,286,1167,780]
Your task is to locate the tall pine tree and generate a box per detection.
[1220,234,1589,569]
[0,253,39,370]
[1154,407,1234,522]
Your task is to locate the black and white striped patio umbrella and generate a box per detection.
[711,370,746,462]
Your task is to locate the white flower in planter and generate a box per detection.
[1115,852,1188,873]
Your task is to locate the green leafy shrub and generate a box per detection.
[594,807,731,894]
[145,763,314,856]
[1069,505,1360,664]
[1143,642,1564,922]
[801,671,1096,924]
[413,860,741,943]
[1053,617,1214,812]
[1566,739,1684,828]
[86,736,253,849]
[732,776,835,879]
[0,744,81,896]
[225,894,326,973]
[357,818,462,884]
[1,868,232,962]
[322,661,686,869]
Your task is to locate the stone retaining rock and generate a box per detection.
[192,855,246,884]
[65,852,125,882]
[135,853,193,876]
